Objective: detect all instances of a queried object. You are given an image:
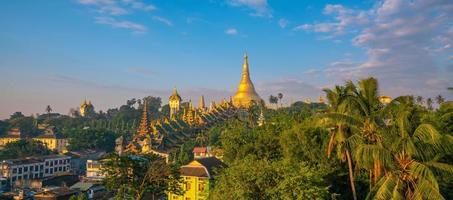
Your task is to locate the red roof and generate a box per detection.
[192,147,207,153]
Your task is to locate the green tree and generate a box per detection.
[269,95,278,109]
[427,97,434,110]
[0,139,54,159]
[45,105,52,120]
[102,153,182,200]
[436,95,445,106]
[66,128,117,152]
[210,158,330,200]
[277,93,283,108]
[366,98,453,199]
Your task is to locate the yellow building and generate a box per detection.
[33,133,68,153]
[0,128,23,147]
[232,52,262,108]
[0,127,68,153]
[379,95,392,104]
[168,157,226,200]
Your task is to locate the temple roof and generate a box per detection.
[169,88,182,102]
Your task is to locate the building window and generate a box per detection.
[45,169,48,173]
[24,167,28,172]
[59,160,62,164]
[18,168,22,174]
[12,177,16,182]
[12,168,17,173]
[186,182,191,190]
[198,183,205,192]
[54,160,57,165]
[23,175,28,179]
[59,166,62,171]
[45,161,49,166]
[39,173,43,177]
[40,165,44,170]
[50,168,53,174]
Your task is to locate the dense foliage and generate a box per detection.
[65,128,118,152]
[0,139,54,159]
[102,153,182,200]
[206,77,452,200]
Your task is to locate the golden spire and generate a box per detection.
[199,95,205,110]
[232,51,262,108]
[137,101,150,135]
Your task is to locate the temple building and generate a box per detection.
[121,91,238,161]
[169,88,182,119]
[232,52,263,108]
[79,99,95,117]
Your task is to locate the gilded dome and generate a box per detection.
[232,52,262,108]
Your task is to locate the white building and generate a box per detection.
[86,160,105,180]
[0,155,71,183]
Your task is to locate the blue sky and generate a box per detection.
[0,0,452,119]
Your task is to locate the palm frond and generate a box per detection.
[412,124,442,145]
[409,161,439,190]
[424,161,453,175]
[324,113,364,128]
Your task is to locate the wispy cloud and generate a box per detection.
[77,0,156,34]
[227,0,272,17]
[225,28,239,35]
[77,0,155,15]
[278,18,288,28]
[95,17,147,34]
[152,16,173,26]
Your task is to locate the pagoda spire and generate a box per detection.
[199,95,205,110]
[137,100,150,135]
[232,51,262,107]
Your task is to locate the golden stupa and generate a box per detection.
[232,52,262,107]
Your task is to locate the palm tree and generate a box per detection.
[195,132,208,146]
[426,97,434,110]
[45,105,52,120]
[415,96,424,106]
[367,99,453,200]
[269,95,278,109]
[323,84,359,200]
[436,95,445,106]
[277,93,283,108]
[324,78,390,199]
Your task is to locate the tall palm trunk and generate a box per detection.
[346,150,357,200]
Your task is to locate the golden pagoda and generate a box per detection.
[137,101,151,136]
[232,52,262,107]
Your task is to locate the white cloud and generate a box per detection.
[293,24,312,31]
[295,4,370,36]
[308,0,453,98]
[225,28,239,35]
[278,18,289,28]
[95,17,148,33]
[78,0,155,14]
[152,16,173,26]
[228,0,272,17]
